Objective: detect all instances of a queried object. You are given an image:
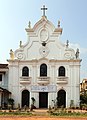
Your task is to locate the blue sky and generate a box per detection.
[0,0,87,81]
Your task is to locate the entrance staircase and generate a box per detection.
[32,109,48,116]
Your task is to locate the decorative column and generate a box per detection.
[69,64,74,107]
[30,62,38,107]
[48,61,56,107]
[51,62,55,84]
[32,63,37,84]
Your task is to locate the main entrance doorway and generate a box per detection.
[57,89,66,108]
[22,90,30,107]
[39,92,48,108]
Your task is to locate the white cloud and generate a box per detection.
[80,48,87,54]
[69,43,87,54]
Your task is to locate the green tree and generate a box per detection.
[80,93,87,104]
[8,98,14,109]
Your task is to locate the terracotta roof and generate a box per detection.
[0,87,11,94]
[0,64,8,69]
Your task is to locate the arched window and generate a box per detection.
[59,66,65,76]
[40,64,47,76]
[22,66,29,76]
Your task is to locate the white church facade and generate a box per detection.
[0,6,81,108]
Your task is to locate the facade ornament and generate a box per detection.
[58,20,60,27]
[28,21,31,28]
[19,41,22,48]
[66,40,69,48]
[10,49,14,60]
[76,48,79,59]
[39,46,49,57]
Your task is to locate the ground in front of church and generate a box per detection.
[0,109,87,120]
[0,116,86,120]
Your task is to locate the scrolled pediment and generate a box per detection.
[15,49,26,60]
[64,48,75,60]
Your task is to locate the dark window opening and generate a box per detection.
[22,66,29,76]
[40,64,47,76]
[0,75,2,81]
[59,66,65,76]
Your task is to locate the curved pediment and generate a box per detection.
[25,16,56,37]
[11,16,76,62]
[33,16,55,33]
[63,47,76,60]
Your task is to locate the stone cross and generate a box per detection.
[41,5,47,16]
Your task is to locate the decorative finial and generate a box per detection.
[66,40,69,47]
[76,48,79,59]
[10,49,14,60]
[20,41,22,47]
[58,20,60,27]
[28,21,31,28]
[41,5,47,17]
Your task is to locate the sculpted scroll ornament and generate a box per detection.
[64,49,75,60]
[15,52,26,60]
[64,52,71,59]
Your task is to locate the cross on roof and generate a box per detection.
[41,5,47,16]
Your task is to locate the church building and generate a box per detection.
[1,6,81,108]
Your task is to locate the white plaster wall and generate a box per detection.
[8,17,81,108]
[8,60,80,108]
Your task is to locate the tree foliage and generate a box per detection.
[80,91,87,104]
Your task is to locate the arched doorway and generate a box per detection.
[40,64,47,76]
[22,90,30,107]
[57,89,66,108]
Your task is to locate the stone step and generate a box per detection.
[32,109,48,116]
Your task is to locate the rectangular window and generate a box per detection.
[0,75,2,81]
